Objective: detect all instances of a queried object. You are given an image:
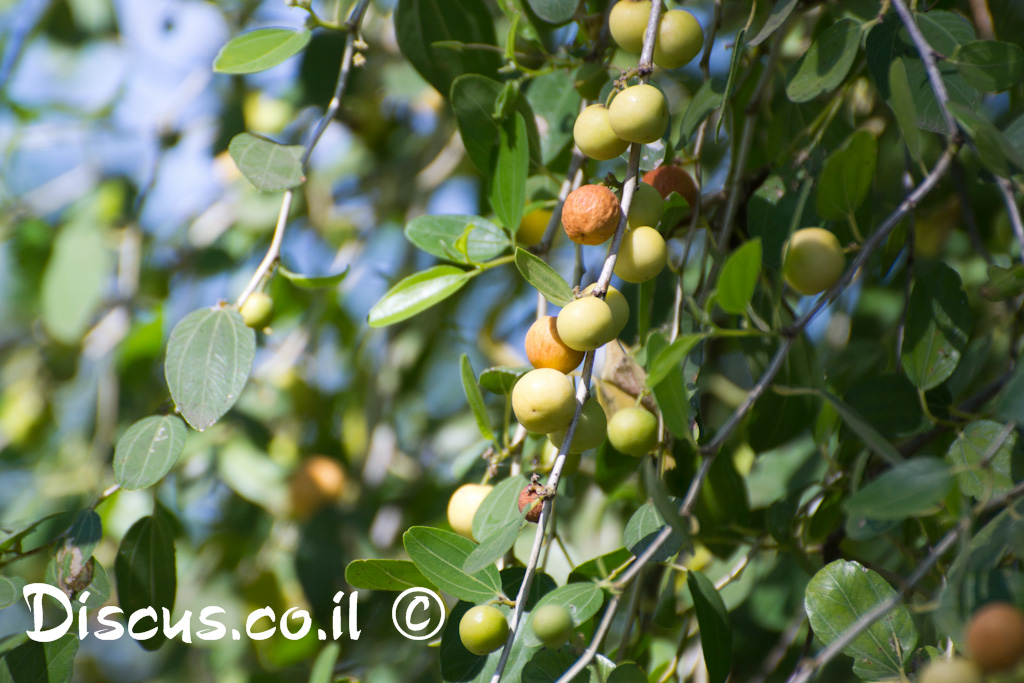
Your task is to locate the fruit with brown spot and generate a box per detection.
[562,185,621,245]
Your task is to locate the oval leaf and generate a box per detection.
[952,40,1024,92]
[213,28,311,74]
[687,570,732,683]
[843,457,954,521]
[515,247,573,307]
[526,70,581,162]
[165,307,256,431]
[717,238,762,314]
[461,354,495,441]
[451,74,542,175]
[946,420,1019,500]
[786,19,862,103]
[344,559,438,593]
[278,265,349,289]
[902,263,971,391]
[0,575,25,609]
[473,474,530,542]
[41,221,113,345]
[113,415,188,490]
[463,516,525,575]
[228,133,305,192]
[489,113,529,232]
[403,526,503,603]
[479,366,527,394]
[623,502,685,564]
[114,514,176,651]
[0,635,78,682]
[368,266,472,327]
[525,0,576,25]
[405,215,509,264]
[816,130,878,220]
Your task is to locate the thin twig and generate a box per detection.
[997,177,1024,263]
[890,0,958,138]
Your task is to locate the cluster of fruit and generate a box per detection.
[458,602,575,656]
[917,602,1024,682]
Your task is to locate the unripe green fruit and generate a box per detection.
[512,369,576,433]
[782,228,845,296]
[574,105,629,161]
[917,658,982,683]
[532,440,581,477]
[609,0,653,54]
[581,283,629,336]
[240,292,274,329]
[459,605,509,656]
[607,406,658,456]
[608,84,669,144]
[548,397,607,453]
[531,604,574,648]
[627,181,665,229]
[614,226,667,283]
[653,10,704,69]
[447,483,493,541]
[556,297,617,351]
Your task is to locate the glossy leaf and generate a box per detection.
[461,354,495,442]
[344,559,438,593]
[888,58,921,163]
[473,474,529,542]
[526,70,581,162]
[403,526,503,603]
[113,415,188,490]
[489,113,529,232]
[526,0,575,25]
[463,516,524,574]
[608,663,647,683]
[952,40,1024,92]
[946,420,1019,500]
[804,560,917,680]
[213,28,310,74]
[568,547,633,583]
[717,238,761,314]
[405,215,509,264]
[623,502,684,564]
[816,130,877,220]
[749,0,799,47]
[278,265,349,289]
[368,266,472,327]
[843,457,954,521]
[786,19,862,103]
[114,514,176,651]
[165,307,255,431]
[451,74,541,175]
[523,582,605,647]
[0,634,78,683]
[679,77,726,143]
[902,263,971,391]
[515,247,573,307]
[647,334,702,388]
[645,332,690,439]
[67,510,102,563]
[950,102,1024,178]
[687,570,732,683]
[479,366,527,394]
[228,133,305,192]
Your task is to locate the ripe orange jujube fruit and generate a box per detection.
[519,485,544,523]
[562,185,621,245]
[642,164,699,208]
[965,602,1024,671]
[526,316,585,374]
[290,456,345,519]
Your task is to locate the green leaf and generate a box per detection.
[213,28,311,74]
[996,364,1024,425]
[687,570,732,683]
[344,559,438,592]
[165,307,256,431]
[643,460,691,543]
[113,415,188,490]
[308,643,340,683]
[980,264,1024,301]
[717,238,762,314]
[0,634,78,683]
[645,332,690,439]
[0,576,24,609]
[489,113,529,232]
[41,221,112,345]
[804,559,917,680]
[405,215,510,264]
[952,40,1024,92]
[525,0,575,25]
[819,390,903,465]
[749,0,799,47]
[403,527,503,603]
[473,475,529,542]
[843,457,954,521]
[786,19,862,103]
[461,354,495,442]
[523,583,605,647]
[949,101,1024,178]
[278,265,349,289]
[501,568,556,613]
[716,27,746,139]
[843,374,922,438]
[747,337,820,453]
[816,130,878,220]
[902,263,972,391]
[368,266,472,327]
[479,366,527,394]
[526,70,581,163]
[395,0,502,96]
[523,649,590,683]
[946,420,1019,500]
[114,514,176,651]
[623,502,685,564]
[228,133,305,192]
[0,512,66,553]
[888,58,921,163]
[463,516,525,574]
[647,334,703,388]
[678,77,726,144]
[514,247,573,307]
[568,548,633,583]
[608,663,648,683]
[451,74,542,178]
[67,510,102,564]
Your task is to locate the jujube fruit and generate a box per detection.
[459,605,509,656]
[965,602,1024,672]
[526,316,585,374]
[240,291,274,329]
[547,397,607,453]
[653,10,704,69]
[643,164,699,208]
[517,207,551,246]
[917,658,982,683]
[609,0,653,54]
[782,227,845,296]
[531,604,574,648]
[574,105,629,161]
[562,185,621,245]
[447,483,494,541]
[627,181,665,229]
[556,297,617,351]
[512,369,576,433]
[518,485,544,523]
[289,455,345,519]
[582,283,629,336]
[607,406,659,456]
[614,226,667,283]
[608,84,669,145]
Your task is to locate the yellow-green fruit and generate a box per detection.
[512,369,576,433]
[614,226,667,282]
[917,658,983,683]
[782,228,845,296]
[531,604,574,648]
[517,208,551,246]
[240,291,274,329]
[653,10,704,69]
[627,181,665,228]
[459,605,509,656]
[447,483,494,541]
[548,397,608,453]
[532,441,581,476]
[582,283,629,335]
[556,297,617,351]
[609,0,653,54]
[574,105,629,161]
[608,84,669,144]
[607,406,659,456]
